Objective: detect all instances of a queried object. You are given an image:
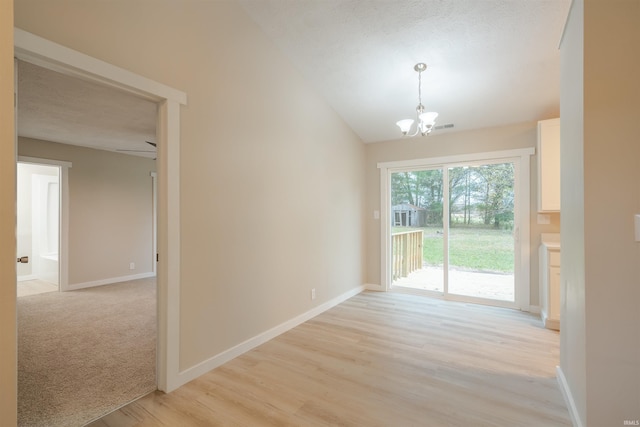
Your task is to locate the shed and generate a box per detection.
[392,203,426,227]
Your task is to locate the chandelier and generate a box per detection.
[396,63,438,137]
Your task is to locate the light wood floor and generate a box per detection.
[89,291,571,427]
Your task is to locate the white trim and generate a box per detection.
[364,283,384,291]
[17,275,37,282]
[541,311,560,330]
[379,167,390,291]
[14,28,186,105]
[377,148,535,170]
[157,99,182,392]
[516,152,532,310]
[558,0,575,50]
[556,366,584,427]
[67,272,156,291]
[18,156,72,169]
[150,172,157,276]
[528,305,541,314]
[17,156,71,292]
[378,148,534,311]
[175,285,365,389]
[15,29,186,393]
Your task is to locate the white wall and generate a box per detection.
[18,137,157,287]
[365,122,561,307]
[560,1,640,425]
[14,0,366,375]
[559,0,587,424]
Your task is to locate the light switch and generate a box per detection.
[373,210,380,220]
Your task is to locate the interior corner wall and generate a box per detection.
[14,0,366,373]
[582,0,640,425]
[364,122,560,307]
[0,0,17,423]
[559,0,587,425]
[18,137,157,286]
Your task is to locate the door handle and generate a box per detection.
[17,256,29,263]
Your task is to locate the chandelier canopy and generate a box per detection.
[396,63,438,137]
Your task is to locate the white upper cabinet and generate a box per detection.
[537,118,561,212]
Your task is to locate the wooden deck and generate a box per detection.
[89,291,569,427]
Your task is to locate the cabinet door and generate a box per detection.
[537,118,561,212]
[549,266,561,321]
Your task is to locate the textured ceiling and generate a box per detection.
[239,0,572,142]
[17,60,158,158]
[17,1,571,153]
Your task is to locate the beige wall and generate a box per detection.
[18,138,156,285]
[365,122,560,307]
[561,0,640,425]
[0,0,16,423]
[14,0,365,374]
[583,0,640,424]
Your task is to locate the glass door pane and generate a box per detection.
[447,163,515,302]
[390,169,444,293]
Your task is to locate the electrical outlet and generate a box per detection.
[311,288,316,300]
[129,262,135,270]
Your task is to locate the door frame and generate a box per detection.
[14,28,186,392]
[378,147,535,311]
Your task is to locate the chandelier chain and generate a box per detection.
[417,69,422,108]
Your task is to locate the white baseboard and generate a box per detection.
[175,285,366,388]
[528,305,541,314]
[365,283,383,291]
[17,274,37,282]
[556,365,584,427]
[67,272,156,291]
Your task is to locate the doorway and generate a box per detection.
[16,162,60,297]
[15,27,185,393]
[15,62,159,423]
[380,148,534,310]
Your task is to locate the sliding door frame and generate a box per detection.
[378,147,535,311]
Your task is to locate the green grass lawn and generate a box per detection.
[394,226,514,273]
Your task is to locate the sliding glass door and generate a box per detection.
[446,163,515,302]
[389,158,518,307]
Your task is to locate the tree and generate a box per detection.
[475,163,514,228]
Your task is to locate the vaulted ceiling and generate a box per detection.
[238,0,571,142]
[16,0,571,156]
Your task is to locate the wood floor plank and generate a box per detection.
[92,291,571,426]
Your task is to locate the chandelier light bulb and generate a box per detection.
[396,119,414,135]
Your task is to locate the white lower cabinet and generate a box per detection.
[540,239,560,330]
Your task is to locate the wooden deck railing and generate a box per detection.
[392,230,423,280]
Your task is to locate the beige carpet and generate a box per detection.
[18,278,157,427]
